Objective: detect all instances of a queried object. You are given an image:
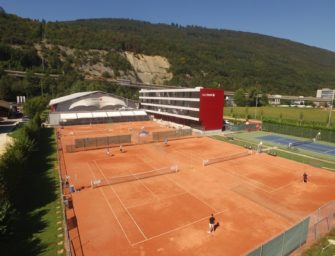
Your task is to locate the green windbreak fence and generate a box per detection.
[247,217,310,256]
[230,123,258,131]
[262,122,335,143]
[152,129,192,141]
[65,134,131,152]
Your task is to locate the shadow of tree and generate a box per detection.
[0,128,58,256]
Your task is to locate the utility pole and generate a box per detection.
[327,90,334,127]
[254,94,259,119]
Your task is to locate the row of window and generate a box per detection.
[140,99,200,109]
[140,91,200,98]
[143,105,199,118]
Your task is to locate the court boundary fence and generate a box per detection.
[57,133,84,256]
[246,200,335,256]
[152,128,193,141]
[225,123,262,132]
[56,135,72,256]
[66,134,131,153]
[262,122,335,143]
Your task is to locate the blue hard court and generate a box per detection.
[257,135,335,156]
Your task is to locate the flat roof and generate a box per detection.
[139,87,202,93]
[58,110,147,120]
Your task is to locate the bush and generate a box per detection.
[0,114,41,235]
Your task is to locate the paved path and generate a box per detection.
[0,118,20,155]
[0,133,12,155]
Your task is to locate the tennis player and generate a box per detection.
[208,214,215,234]
[303,172,308,183]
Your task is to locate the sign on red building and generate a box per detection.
[199,88,224,131]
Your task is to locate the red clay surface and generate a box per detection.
[57,121,335,256]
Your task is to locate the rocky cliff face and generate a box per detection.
[125,52,172,84]
[35,43,173,85]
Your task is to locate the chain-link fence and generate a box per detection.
[152,128,193,141]
[56,133,84,256]
[66,134,131,153]
[262,122,335,143]
[246,200,335,256]
[225,123,262,132]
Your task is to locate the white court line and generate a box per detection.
[227,170,272,193]
[99,188,132,245]
[109,185,147,239]
[137,178,161,200]
[324,149,335,154]
[222,164,273,193]
[94,160,147,240]
[270,177,304,193]
[87,162,97,180]
[126,192,188,210]
[131,209,226,247]
[166,175,218,213]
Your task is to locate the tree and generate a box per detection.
[299,111,304,125]
[23,96,48,118]
[245,107,250,120]
[234,88,247,106]
[260,93,269,106]
[0,197,15,236]
[247,87,259,106]
[102,71,111,78]
[0,76,12,100]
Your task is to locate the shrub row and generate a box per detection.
[0,114,42,236]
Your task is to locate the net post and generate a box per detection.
[203,160,209,166]
[171,165,179,172]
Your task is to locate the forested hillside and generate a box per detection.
[45,18,335,94]
[1,9,335,100]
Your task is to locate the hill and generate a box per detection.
[1,11,335,97]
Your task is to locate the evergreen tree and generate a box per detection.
[234,88,247,106]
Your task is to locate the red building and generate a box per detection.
[139,87,224,131]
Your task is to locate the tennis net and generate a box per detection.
[91,165,179,188]
[288,139,314,149]
[203,150,252,166]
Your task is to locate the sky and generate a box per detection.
[1,0,335,52]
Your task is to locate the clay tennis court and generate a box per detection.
[57,121,335,256]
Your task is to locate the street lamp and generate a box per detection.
[254,95,259,119]
[327,90,334,127]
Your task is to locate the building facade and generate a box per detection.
[49,91,134,112]
[47,91,146,126]
[139,87,224,131]
[316,88,335,99]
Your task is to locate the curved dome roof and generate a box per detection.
[69,96,126,110]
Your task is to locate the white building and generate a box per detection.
[316,88,335,99]
[316,88,335,107]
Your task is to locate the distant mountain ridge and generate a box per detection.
[1,12,335,95]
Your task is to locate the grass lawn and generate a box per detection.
[224,106,335,127]
[1,128,64,256]
[301,229,335,256]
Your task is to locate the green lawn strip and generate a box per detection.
[301,228,335,256]
[31,128,64,256]
[224,106,335,126]
[1,128,64,256]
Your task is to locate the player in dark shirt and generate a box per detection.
[303,172,308,183]
[208,214,215,233]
